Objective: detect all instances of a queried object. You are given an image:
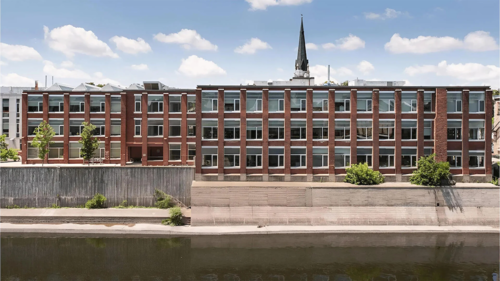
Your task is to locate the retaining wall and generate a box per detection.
[0,167,194,207]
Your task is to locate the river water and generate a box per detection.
[2,233,499,280]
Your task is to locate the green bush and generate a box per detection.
[409,154,451,186]
[85,193,107,209]
[50,203,61,209]
[0,148,19,161]
[118,200,128,208]
[154,189,172,209]
[162,207,184,226]
[491,178,499,185]
[344,163,384,185]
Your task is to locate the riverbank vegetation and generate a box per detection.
[344,163,385,185]
[409,154,451,186]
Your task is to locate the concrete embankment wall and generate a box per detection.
[191,184,499,226]
[0,167,194,207]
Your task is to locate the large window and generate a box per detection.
[135,96,141,112]
[335,92,350,112]
[148,119,164,136]
[202,147,217,167]
[291,91,306,112]
[424,120,432,139]
[313,92,328,112]
[269,147,284,167]
[69,119,84,136]
[2,99,8,116]
[401,148,417,167]
[148,96,163,113]
[27,142,39,159]
[357,148,372,166]
[379,92,395,112]
[313,147,328,168]
[291,120,306,140]
[469,92,485,113]
[402,121,417,140]
[27,120,41,136]
[357,92,372,112]
[202,120,218,139]
[169,95,181,113]
[188,144,196,160]
[134,120,141,136]
[170,144,181,160]
[335,120,350,140]
[111,119,121,136]
[90,96,105,113]
[379,120,395,140]
[224,120,240,140]
[402,93,417,113]
[224,147,240,167]
[447,120,462,140]
[247,147,262,167]
[187,95,196,113]
[48,143,64,159]
[188,119,196,137]
[447,151,462,168]
[69,142,82,158]
[48,95,64,112]
[291,147,306,168]
[379,148,395,168]
[91,119,105,136]
[110,143,120,158]
[49,119,64,135]
[469,120,485,140]
[92,143,106,159]
[335,147,350,168]
[447,92,462,113]
[269,92,284,112]
[357,120,372,140]
[2,119,8,136]
[313,120,328,140]
[269,120,285,140]
[169,119,181,136]
[424,93,433,112]
[247,92,262,112]
[247,120,262,140]
[224,92,240,112]
[469,152,484,168]
[27,96,43,112]
[202,92,218,112]
[110,96,121,113]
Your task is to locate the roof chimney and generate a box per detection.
[35,80,39,90]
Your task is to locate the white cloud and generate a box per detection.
[60,61,74,68]
[385,31,498,54]
[235,38,272,54]
[92,72,122,86]
[357,60,374,74]
[322,34,365,51]
[178,55,226,77]
[110,36,152,54]
[306,43,318,50]
[131,64,149,71]
[44,25,118,58]
[245,0,312,11]
[404,60,500,88]
[0,61,7,66]
[43,60,91,79]
[310,64,352,85]
[154,29,217,51]
[364,8,408,20]
[0,73,35,86]
[0,43,42,61]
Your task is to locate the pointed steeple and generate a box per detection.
[294,15,309,78]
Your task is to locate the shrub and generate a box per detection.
[409,154,451,186]
[85,193,107,209]
[491,178,499,185]
[344,163,384,185]
[162,207,184,226]
[154,189,172,209]
[50,203,61,209]
[0,148,19,162]
[118,200,128,208]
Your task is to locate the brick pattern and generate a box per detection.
[284,89,291,177]
[372,90,379,170]
[240,89,247,176]
[306,89,313,177]
[262,89,269,176]
[217,89,224,175]
[395,89,402,175]
[417,90,424,160]
[328,89,335,175]
[485,90,493,176]
[350,89,357,164]
[462,90,469,175]
[434,88,447,162]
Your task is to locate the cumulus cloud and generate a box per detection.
[306,43,318,50]
[385,31,499,54]
[364,8,409,20]
[93,72,122,86]
[404,60,500,88]
[234,38,272,54]
[357,60,374,74]
[60,61,74,68]
[0,43,43,61]
[0,61,7,66]
[110,36,152,54]
[178,55,226,77]
[131,64,149,71]
[0,73,35,86]
[154,29,217,51]
[44,25,118,58]
[246,0,312,10]
[322,34,365,51]
[43,60,91,79]
[310,64,352,85]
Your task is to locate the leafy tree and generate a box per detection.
[78,122,100,166]
[1,148,19,161]
[493,89,499,96]
[339,80,349,86]
[409,154,451,186]
[31,121,55,166]
[0,134,7,151]
[344,163,385,185]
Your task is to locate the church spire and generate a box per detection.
[294,15,309,78]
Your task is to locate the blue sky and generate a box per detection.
[1,0,499,89]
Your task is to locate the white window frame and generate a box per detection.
[48,143,65,159]
[469,152,485,168]
[322,99,328,112]
[94,125,105,136]
[300,99,306,111]
[212,99,218,111]
[148,100,163,113]
[313,153,328,168]
[357,99,373,112]
[447,151,462,168]
[402,125,417,140]
[169,143,181,161]
[269,120,285,140]
[469,127,485,140]
[335,153,350,168]
[134,119,141,137]
[269,147,285,168]
[357,154,373,167]
[202,147,218,168]
[290,147,306,168]
[169,119,181,137]
[447,127,462,140]
[246,125,262,140]
[334,120,350,140]
[379,154,395,168]
[313,126,328,140]
[224,154,240,168]
[234,99,240,111]
[278,99,284,112]
[380,99,395,112]
[470,99,485,113]
[256,99,263,111]
[148,124,163,137]
[187,143,196,161]
[401,148,417,168]
[135,96,141,113]
[202,126,218,140]
[246,152,262,168]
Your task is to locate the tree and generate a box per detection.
[0,134,7,151]
[344,163,384,185]
[31,121,55,166]
[78,122,100,166]
[409,154,451,186]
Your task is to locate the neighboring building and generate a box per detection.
[493,95,500,156]
[349,79,406,87]
[21,18,493,182]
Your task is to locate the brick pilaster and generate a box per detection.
[417,89,424,161]
[372,89,379,170]
[462,90,470,176]
[84,93,90,123]
[42,93,48,122]
[240,89,247,179]
[217,89,224,178]
[104,93,111,164]
[350,89,357,165]
[328,89,335,179]
[306,88,313,180]
[141,93,148,166]
[21,93,27,164]
[395,89,402,177]
[195,89,202,177]
[163,94,169,166]
[434,88,448,162]
[486,89,493,177]
[284,89,291,180]
[181,93,188,164]
[120,92,127,166]
[262,89,269,178]
[63,93,70,163]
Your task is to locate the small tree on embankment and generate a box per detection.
[79,122,100,166]
[344,163,385,185]
[409,154,451,186]
[31,121,55,166]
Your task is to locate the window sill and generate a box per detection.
[202,111,218,113]
[224,111,241,114]
[247,139,263,141]
[169,160,182,162]
[269,139,285,141]
[69,112,85,114]
[187,112,196,114]
[269,167,284,169]
[202,139,218,141]
[269,111,284,113]
[313,167,328,169]
[357,139,374,141]
[224,166,240,169]
[447,112,462,114]
[169,136,181,138]
[202,166,218,169]
[291,139,307,141]
[357,111,373,113]
[247,111,263,113]
[224,139,241,141]
[469,167,485,169]
[247,166,262,169]
[313,139,329,141]
[134,112,142,114]
[111,112,121,114]
[134,136,142,138]
[291,167,306,169]
[380,139,396,141]
[90,112,105,114]
[470,139,485,142]
[28,112,43,114]
[148,112,164,114]
[450,167,462,169]
[148,136,163,138]
[401,139,418,141]
[447,140,462,142]
[169,111,181,114]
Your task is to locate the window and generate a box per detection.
[291,120,306,140]
[202,147,217,167]
[110,96,121,113]
[187,96,196,113]
[402,93,417,112]
[90,96,105,113]
[27,142,39,159]
[91,119,105,136]
[202,120,218,139]
[69,96,85,113]
[170,144,181,160]
[379,92,395,112]
[357,93,372,112]
[48,143,64,159]
[379,148,395,168]
[110,143,120,158]
[424,148,434,156]
[111,119,121,136]
[224,92,240,112]
[335,120,350,140]
[447,120,462,140]
[247,92,262,112]
[69,119,84,136]
[291,147,306,167]
[169,119,181,136]
[269,92,284,112]
[169,95,181,113]
[2,119,8,136]
[269,120,285,140]
[424,121,432,139]
[402,121,417,140]
[247,147,262,167]
[69,142,82,158]
[313,120,328,140]
[291,91,307,112]
[313,92,328,111]
[469,121,485,140]
[27,120,41,135]
[135,96,141,112]
[134,120,141,136]
[335,92,350,112]
[269,147,284,167]
[447,151,462,168]
[224,120,240,140]
[357,120,372,140]
[48,95,64,113]
[335,147,350,168]
[379,120,395,140]
[188,119,196,136]
[27,96,43,112]
[469,152,484,168]
[401,148,417,167]
[188,144,196,160]
[469,92,485,113]
[357,148,372,166]
[49,119,64,135]
[447,93,462,112]
[148,119,164,136]
[247,120,262,140]
[313,147,328,168]
[224,147,240,167]
[202,92,218,112]
[16,99,20,117]
[2,99,8,116]
[148,96,163,113]
[424,93,433,112]
[16,119,19,137]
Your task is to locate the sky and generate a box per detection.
[1,0,499,89]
